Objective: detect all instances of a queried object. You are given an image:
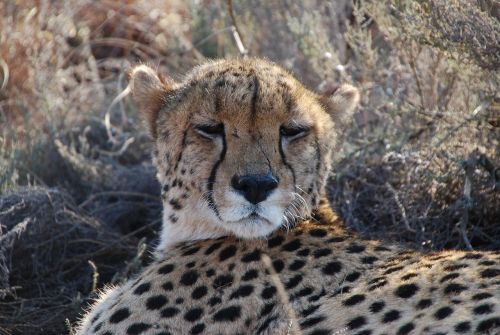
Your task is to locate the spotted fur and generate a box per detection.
[77,59,500,335]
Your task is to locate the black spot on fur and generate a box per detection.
[434,306,453,319]
[474,304,493,315]
[241,249,261,262]
[161,307,179,318]
[361,256,378,264]
[267,235,284,248]
[384,266,404,275]
[382,310,401,323]
[213,305,241,322]
[416,299,432,309]
[297,248,310,256]
[295,287,314,298]
[158,263,175,274]
[461,253,483,259]
[146,295,168,310]
[190,323,205,334]
[272,259,285,273]
[322,261,342,275]
[395,283,419,298]
[397,323,415,335]
[301,304,320,317]
[184,308,204,322]
[192,286,208,300]
[209,296,222,306]
[455,321,471,333]
[260,302,275,316]
[370,301,385,313]
[183,246,201,256]
[282,239,301,251]
[440,272,460,282]
[300,316,326,329]
[229,285,254,299]
[346,316,366,330]
[242,269,258,281]
[472,292,493,300]
[476,317,500,332]
[285,274,303,289]
[313,248,332,258]
[345,272,361,282]
[353,331,372,335]
[289,259,306,271]
[401,273,418,281]
[127,323,151,335]
[219,245,237,261]
[109,308,130,323]
[169,198,182,210]
[443,283,467,295]
[261,286,276,299]
[133,283,151,295]
[204,242,223,255]
[93,322,102,332]
[443,263,468,271]
[180,270,199,286]
[257,316,278,333]
[346,244,366,253]
[480,268,500,278]
[309,228,327,237]
[162,281,173,291]
[213,274,233,289]
[343,294,366,306]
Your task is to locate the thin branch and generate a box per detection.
[0,57,9,91]
[459,158,474,251]
[226,0,248,57]
[385,182,415,232]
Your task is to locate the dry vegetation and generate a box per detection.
[0,1,498,334]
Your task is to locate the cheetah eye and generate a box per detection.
[194,123,225,139]
[280,125,310,141]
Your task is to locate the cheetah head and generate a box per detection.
[130,59,359,252]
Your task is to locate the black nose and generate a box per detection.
[231,173,279,204]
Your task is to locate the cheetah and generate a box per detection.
[77,58,500,335]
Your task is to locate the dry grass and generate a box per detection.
[0,1,498,334]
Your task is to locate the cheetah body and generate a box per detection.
[77,59,500,335]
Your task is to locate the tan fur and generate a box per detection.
[77,59,499,335]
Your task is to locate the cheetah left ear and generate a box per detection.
[320,84,360,130]
[129,65,175,139]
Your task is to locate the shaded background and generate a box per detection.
[0,1,499,334]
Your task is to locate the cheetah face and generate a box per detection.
[130,59,358,240]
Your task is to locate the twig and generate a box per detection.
[385,182,415,232]
[0,57,9,91]
[406,45,425,109]
[226,0,248,57]
[87,260,99,292]
[459,158,474,251]
[104,84,131,146]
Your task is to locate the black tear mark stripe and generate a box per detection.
[279,135,297,188]
[174,128,189,171]
[207,126,227,219]
[251,75,260,116]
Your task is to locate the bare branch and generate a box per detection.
[226,0,248,57]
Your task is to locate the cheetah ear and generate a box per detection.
[320,84,360,130]
[129,65,174,139]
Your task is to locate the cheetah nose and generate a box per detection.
[231,173,278,204]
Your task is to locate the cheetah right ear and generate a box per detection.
[129,65,174,139]
[320,84,360,131]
